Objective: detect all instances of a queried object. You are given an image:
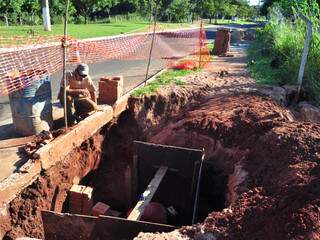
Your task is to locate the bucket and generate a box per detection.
[9,75,53,136]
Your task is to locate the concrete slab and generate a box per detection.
[0,160,41,207]
[35,105,113,170]
[0,146,29,182]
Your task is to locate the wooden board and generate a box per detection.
[0,135,36,149]
[128,166,168,221]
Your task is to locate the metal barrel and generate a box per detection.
[9,76,53,136]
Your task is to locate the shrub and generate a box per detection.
[248,4,320,104]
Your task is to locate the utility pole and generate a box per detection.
[42,0,52,31]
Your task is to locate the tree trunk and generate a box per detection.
[4,14,9,27]
[209,17,212,24]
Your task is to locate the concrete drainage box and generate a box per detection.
[41,141,203,239]
[133,141,203,226]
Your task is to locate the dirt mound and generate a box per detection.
[135,93,320,240]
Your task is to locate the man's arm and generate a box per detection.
[66,86,89,97]
[86,76,98,103]
[89,91,97,103]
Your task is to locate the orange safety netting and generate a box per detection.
[0,22,210,96]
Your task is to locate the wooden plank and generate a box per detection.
[92,215,176,240]
[0,136,36,149]
[127,166,168,221]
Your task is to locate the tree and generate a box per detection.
[72,0,118,23]
[0,0,25,25]
[261,0,320,17]
[22,0,41,25]
[201,0,216,23]
[166,0,190,22]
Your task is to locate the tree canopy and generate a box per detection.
[0,0,255,25]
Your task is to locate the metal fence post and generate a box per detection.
[297,14,313,100]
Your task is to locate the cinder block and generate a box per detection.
[91,202,110,216]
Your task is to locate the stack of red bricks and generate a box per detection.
[98,76,124,105]
[69,185,94,215]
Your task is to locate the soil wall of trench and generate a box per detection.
[2,75,320,240]
[0,84,199,239]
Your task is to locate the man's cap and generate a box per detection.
[76,64,89,76]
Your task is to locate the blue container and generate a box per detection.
[9,76,53,136]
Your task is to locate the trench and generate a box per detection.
[5,91,301,240]
[59,121,231,227]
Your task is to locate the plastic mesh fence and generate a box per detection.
[0,23,209,96]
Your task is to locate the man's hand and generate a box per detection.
[79,89,90,98]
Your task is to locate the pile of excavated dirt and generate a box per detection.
[131,50,320,240]
[136,93,320,240]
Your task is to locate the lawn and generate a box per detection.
[0,20,196,39]
[206,19,258,25]
[131,69,193,97]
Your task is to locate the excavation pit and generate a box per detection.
[3,86,320,240]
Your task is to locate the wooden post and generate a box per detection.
[63,0,70,128]
[127,166,168,221]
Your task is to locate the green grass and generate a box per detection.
[248,57,285,86]
[131,69,193,97]
[0,20,197,39]
[207,42,214,52]
[206,19,257,26]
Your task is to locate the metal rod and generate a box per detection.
[144,0,159,85]
[199,19,203,68]
[296,14,313,101]
[192,149,205,224]
[63,0,70,128]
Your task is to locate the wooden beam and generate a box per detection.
[127,166,168,221]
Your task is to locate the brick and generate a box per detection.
[91,202,110,217]
[82,186,94,215]
[69,185,86,214]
